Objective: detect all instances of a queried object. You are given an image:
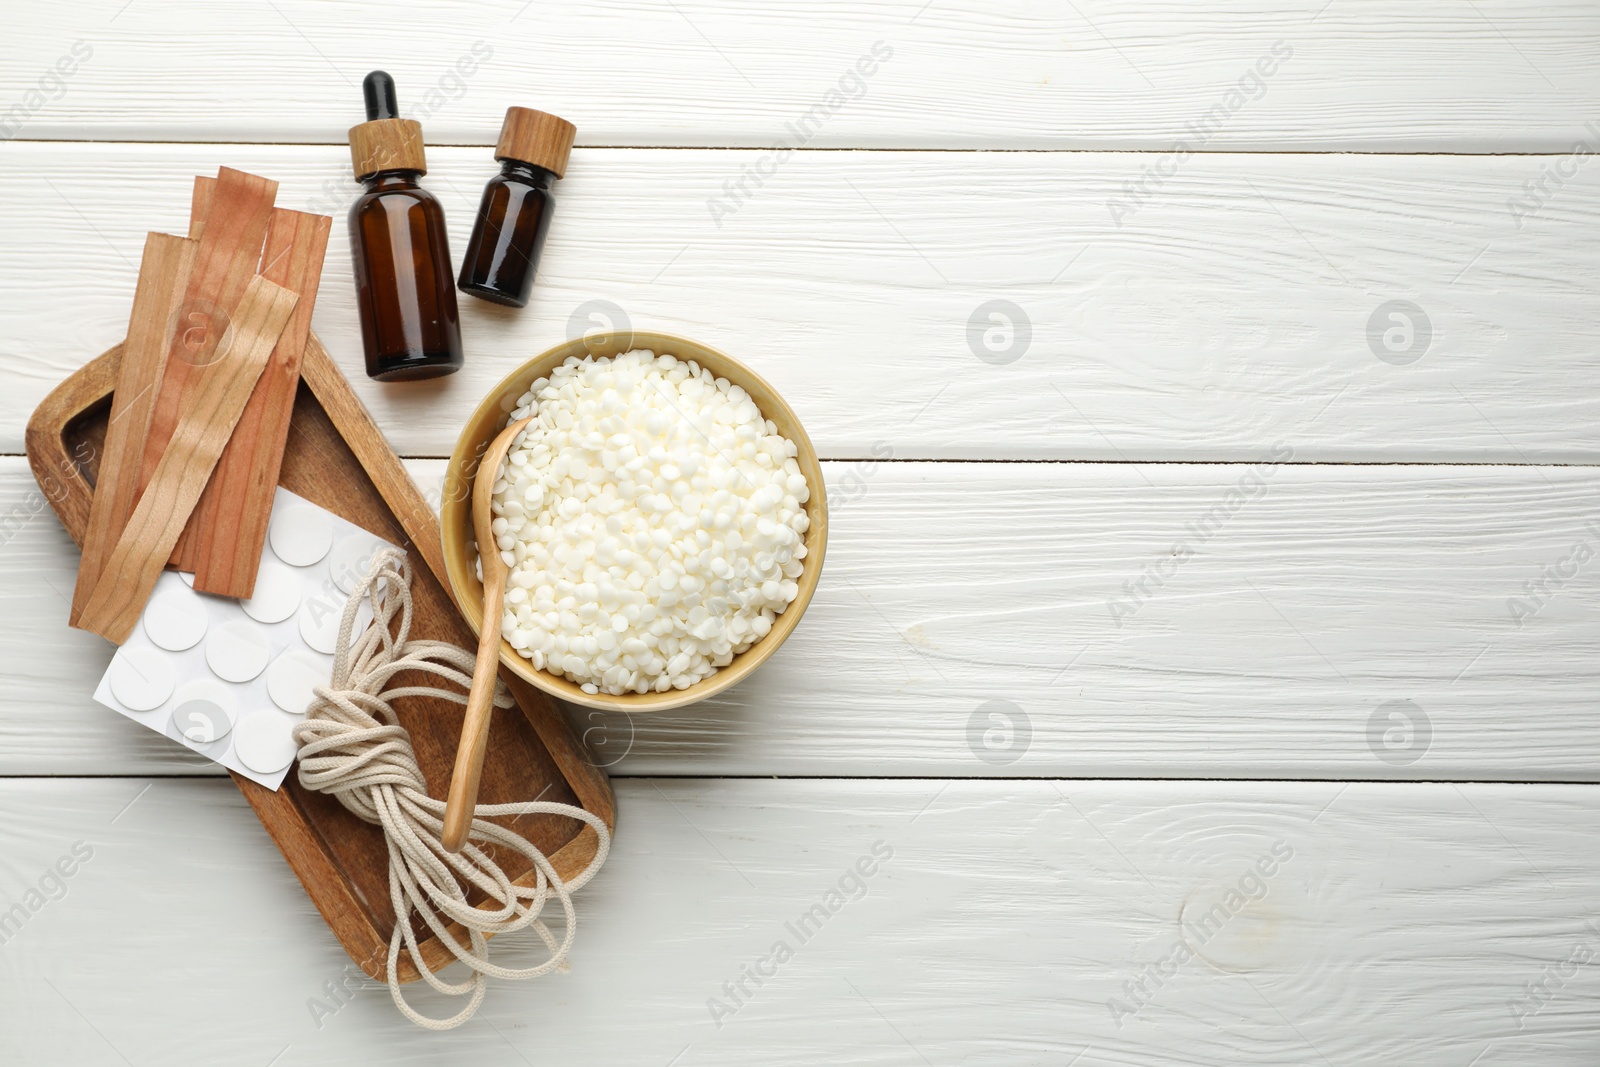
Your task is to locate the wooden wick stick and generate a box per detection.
[185,206,332,597]
[69,232,196,625]
[74,277,299,643]
[152,167,278,569]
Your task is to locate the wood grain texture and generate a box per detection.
[74,277,296,642]
[442,416,531,854]
[34,337,616,977]
[186,173,212,239]
[168,172,211,567]
[67,232,194,624]
[294,332,621,896]
[137,168,277,497]
[3,143,1600,461]
[347,117,426,181]
[4,2,1600,150]
[7,457,1599,780]
[185,208,331,597]
[0,777,1597,1064]
[5,7,1596,1058]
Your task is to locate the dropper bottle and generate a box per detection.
[347,70,464,381]
[457,107,576,308]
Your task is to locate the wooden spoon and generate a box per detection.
[442,416,533,853]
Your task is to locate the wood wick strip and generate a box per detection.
[74,277,299,643]
[151,167,278,567]
[68,232,197,626]
[186,206,332,598]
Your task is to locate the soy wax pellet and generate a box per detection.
[490,350,809,695]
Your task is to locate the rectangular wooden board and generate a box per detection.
[25,332,615,980]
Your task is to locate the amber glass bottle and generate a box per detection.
[347,71,463,381]
[458,107,576,308]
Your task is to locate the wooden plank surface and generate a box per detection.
[3,1,1599,150]
[3,5,1597,1057]
[6,457,1598,780]
[2,143,1599,462]
[0,777,1596,1065]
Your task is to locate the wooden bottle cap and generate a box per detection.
[348,118,426,180]
[494,107,576,178]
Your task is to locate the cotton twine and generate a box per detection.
[291,547,610,1030]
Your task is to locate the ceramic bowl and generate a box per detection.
[441,331,828,712]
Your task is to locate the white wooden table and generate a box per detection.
[3,2,1599,1063]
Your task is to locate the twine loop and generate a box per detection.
[291,547,609,1029]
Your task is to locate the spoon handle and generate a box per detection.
[441,415,530,854]
[442,570,505,852]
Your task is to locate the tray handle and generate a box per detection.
[24,343,121,548]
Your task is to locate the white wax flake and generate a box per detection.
[92,487,396,790]
[491,349,810,696]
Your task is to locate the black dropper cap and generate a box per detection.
[349,70,424,180]
[362,70,399,121]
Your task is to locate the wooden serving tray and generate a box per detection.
[25,333,615,981]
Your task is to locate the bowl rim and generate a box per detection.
[441,331,829,713]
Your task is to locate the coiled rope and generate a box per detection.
[291,547,610,1030]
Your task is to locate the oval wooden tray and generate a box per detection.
[25,332,615,982]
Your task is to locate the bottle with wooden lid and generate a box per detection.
[457,106,576,308]
[347,71,463,381]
